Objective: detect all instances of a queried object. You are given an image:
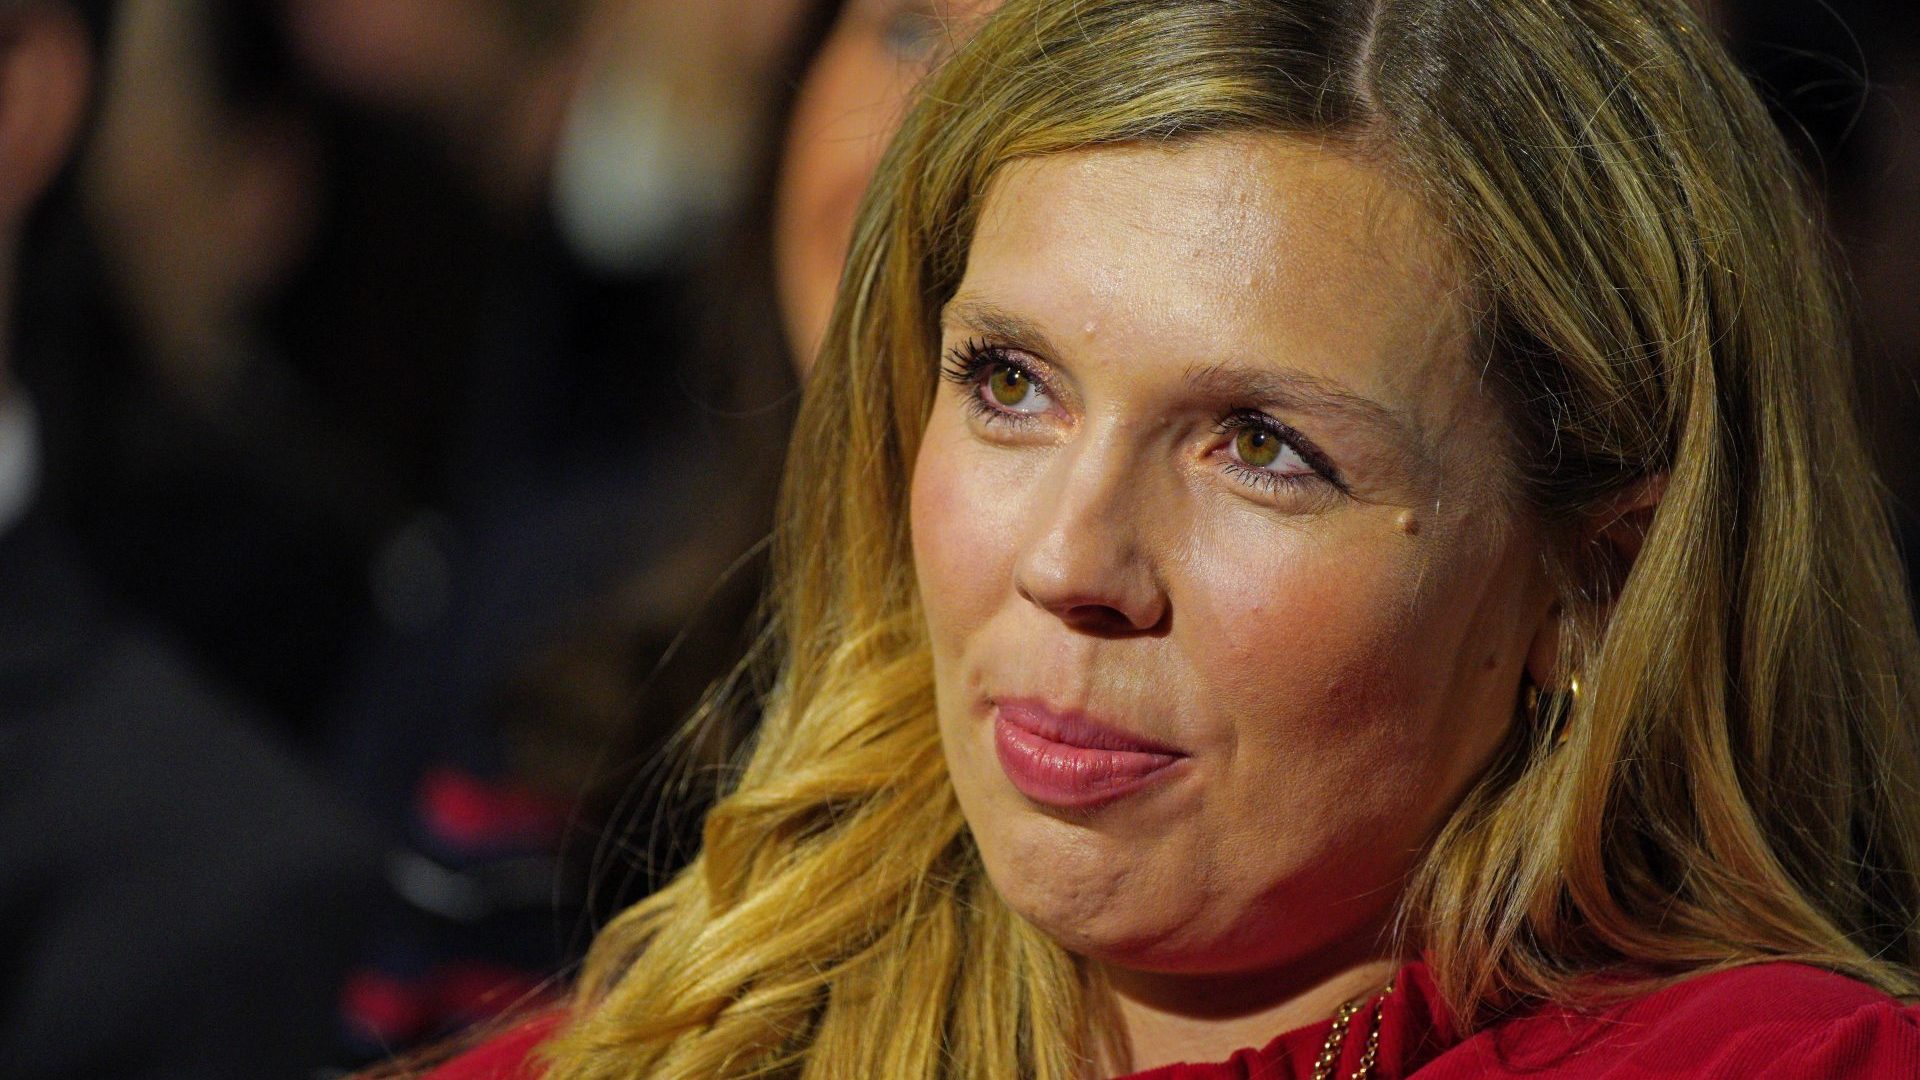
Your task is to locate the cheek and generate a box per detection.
[910,417,1015,663]
[1175,520,1459,838]
[1182,515,1531,874]
[912,417,1033,861]
[1179,522,1421,718]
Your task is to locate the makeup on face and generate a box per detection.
[911,132,1556,990]
[991,697,1191,809]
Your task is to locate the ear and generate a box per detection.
[1523,473,1667,689]
[1591,472,1667,568]
[0,4,92,230]
[1524,599,1563,693]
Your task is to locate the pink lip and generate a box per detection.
[992,699,1188,809]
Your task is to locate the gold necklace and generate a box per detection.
[1311,978,1394,1080]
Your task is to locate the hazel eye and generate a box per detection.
[1231,425,1306,473]
[1234,426,1281,468]
[985,363,1048,412]
[1215,410,1342,499]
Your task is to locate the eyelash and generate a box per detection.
[937,339,1346,496]
[1213,412,1336,495]
[939,339,1036,428]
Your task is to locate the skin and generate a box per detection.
[774,0,997,370]
[908,133,1562,1071]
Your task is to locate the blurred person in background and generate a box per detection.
[0,0,384,1075]
[21,0,829,1060]
[261,0,840,1057]
[20,0,397,752]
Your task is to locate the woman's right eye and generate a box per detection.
[941,343,1055,424]
[980,361,1050,413]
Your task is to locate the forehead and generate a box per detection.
[958,133,1487,460]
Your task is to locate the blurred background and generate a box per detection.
[0,0,1910,1076]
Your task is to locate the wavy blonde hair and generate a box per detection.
[540,0,1920,1075]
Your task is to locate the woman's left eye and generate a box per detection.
[1232,425,1298,470]
[1217,413,1332,494]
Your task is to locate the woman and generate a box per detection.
[427,0,1920,1075]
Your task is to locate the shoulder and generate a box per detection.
[1645,962,1906,1021]
[1646,964,1920,1077]
[422,1014,566,1080]
[1430,963,1920,1080]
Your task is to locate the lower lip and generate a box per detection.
[993,712,1187,809]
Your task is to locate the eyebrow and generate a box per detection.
[1179,361,1417,447]
[940,296,1422,448]
[941,297,1066,361]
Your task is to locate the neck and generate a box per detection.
[1097,941,1397,1075]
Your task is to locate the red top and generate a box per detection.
[423,961,1920,1078]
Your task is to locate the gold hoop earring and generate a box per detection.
[1525,674,1581,746]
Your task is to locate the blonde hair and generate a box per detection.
[541,0,1920,1075]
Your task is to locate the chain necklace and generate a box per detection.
[1311,978,1394,1080]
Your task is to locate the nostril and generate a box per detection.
[1011,522,1169,636]
[1061,602,1130,634]
[1056,598,1169,638]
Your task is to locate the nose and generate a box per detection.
[1012,438,1170,636]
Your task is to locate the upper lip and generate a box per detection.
[992,697,1188,757]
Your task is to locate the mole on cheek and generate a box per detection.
[1395,510,1420,536]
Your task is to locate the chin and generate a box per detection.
[971,797,1208,964]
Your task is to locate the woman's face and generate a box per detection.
[910,133,1557,984]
